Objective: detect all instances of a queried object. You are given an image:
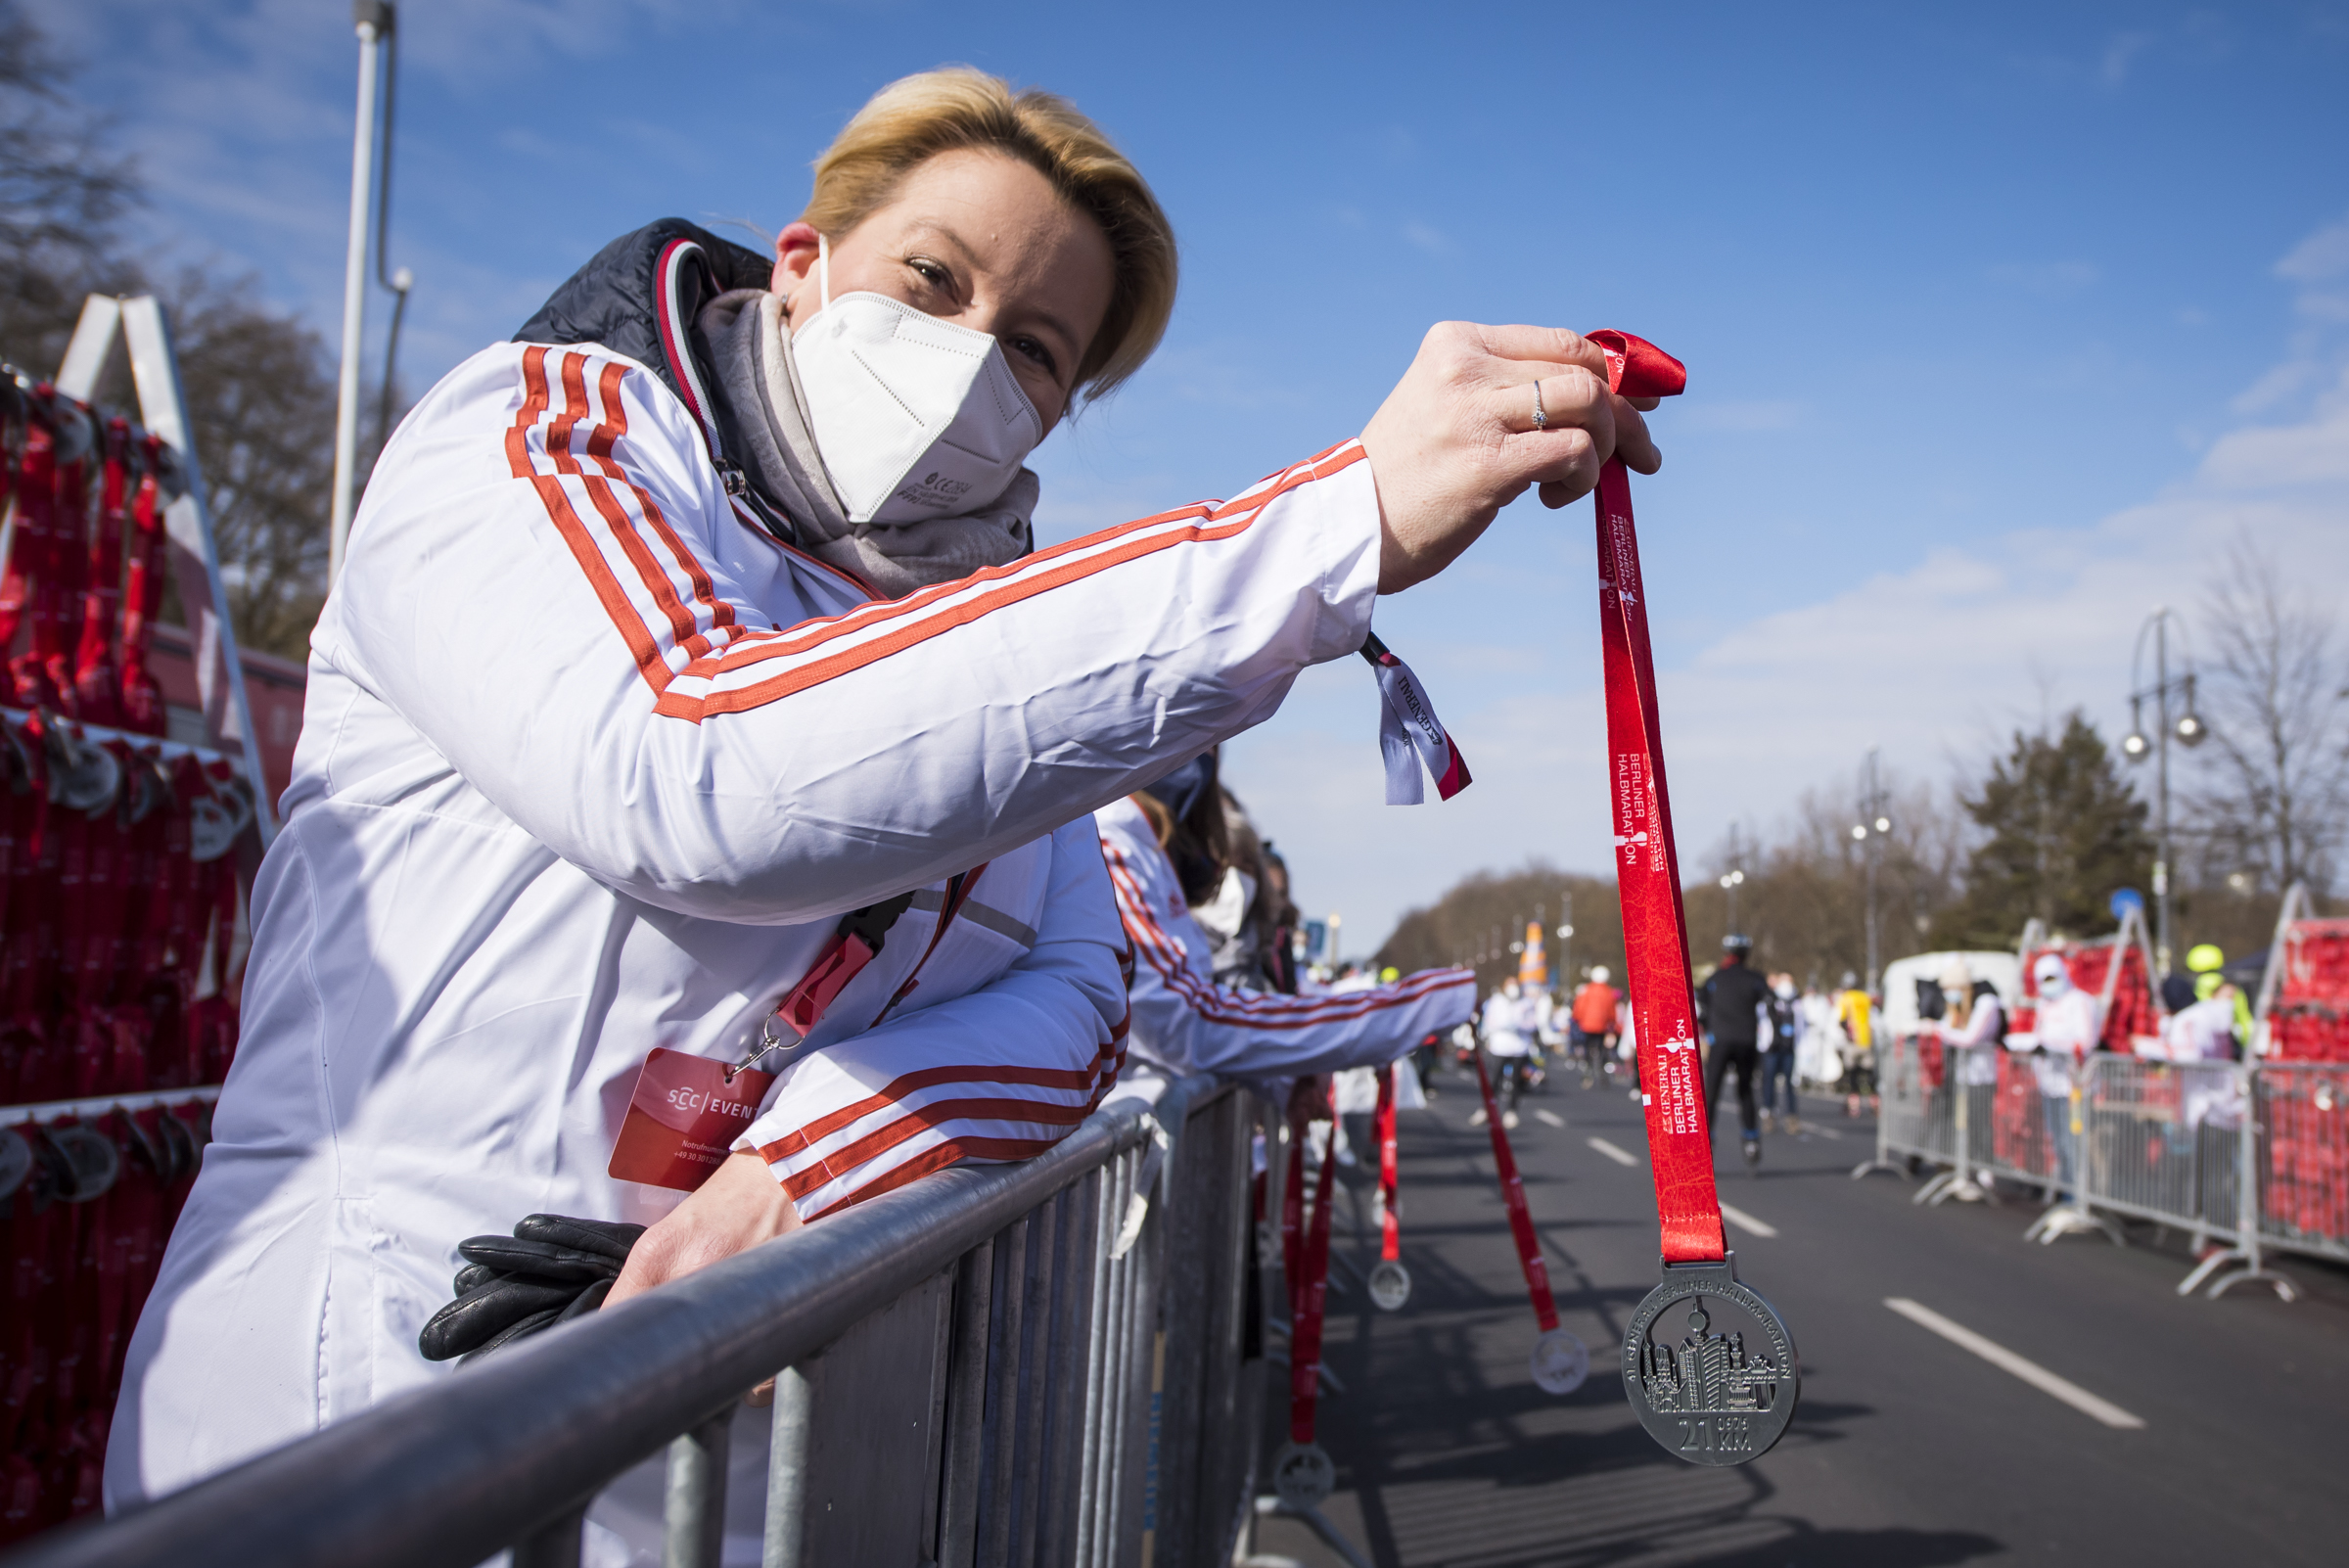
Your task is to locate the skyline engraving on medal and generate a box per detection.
[1636,1300,1785,1416]
[1622,1254,1800,1467]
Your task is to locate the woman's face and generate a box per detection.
[774,148,1117,435]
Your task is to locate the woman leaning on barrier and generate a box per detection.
[106,67,1663,1528]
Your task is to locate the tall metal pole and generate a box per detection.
[2153,613,2173,977]
[1858,749,1889,995]
[1559,888,1573,985]
[329,3,393,586]
[2124,606,2202,980]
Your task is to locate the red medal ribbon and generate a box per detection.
[1284,1079,1338,1445]
[1471,1052,1558,1333]
[116,443,168,737]
[1589,330,1724,1266]
[1374,1065,1401,1264]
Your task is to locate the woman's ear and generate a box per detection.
[772,221,822,312]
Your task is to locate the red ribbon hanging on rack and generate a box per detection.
[1471,1051,1561,1334]
[34,429,89,718]
[3,411,59,711]
[115,441,167,738]
[1283,1079,1338,1448]
[1374,1067,1400,1266]
[69,422,129,729]
[1588,330,1723,1265]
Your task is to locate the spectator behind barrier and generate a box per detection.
[110,66,1663,1526]
[1098,755,1472,1104]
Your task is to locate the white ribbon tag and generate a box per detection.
[1362,635,1471,805]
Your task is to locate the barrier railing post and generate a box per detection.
[512,1506,586,1568]
[937,1239,995,1568]
[1917,1045,1993,1206]
[2188,1062,2299,1301]
[2024,1058,2122,1245]
[760,1367,813,1568]
[662,1405,735,1568]
[1852,1037,1911,1179]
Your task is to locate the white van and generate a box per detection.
[1877,949,2024,1040]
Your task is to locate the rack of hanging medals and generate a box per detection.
[0,294,276,1540]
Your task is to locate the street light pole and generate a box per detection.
[1854,749,1892,994]
[331,1,398,587]
[1718,822,1747,935]
[2121,607,2207,977]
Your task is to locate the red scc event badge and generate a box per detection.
[608,1049,774,1191]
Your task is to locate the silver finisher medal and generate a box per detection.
[1621,1252,1798,1465]
[1270,1439,1336,1509]
[1530,1325,1590,1395]
[1367,1258,1411,1312]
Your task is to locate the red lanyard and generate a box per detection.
[1589,331,1723,1266]
[1374,1068,1400,1265]
[4,415,58,710]
[1471,1052,1558,1332]
[116,444,167,736]
[71,421,128,727]
[1283,1081,1337,1444]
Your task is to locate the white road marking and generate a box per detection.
[1716,1202,1777,1238]
[1534,1109,1567,1129]
[1588,1136,1639,1167]
[1883,1298,2145,1430]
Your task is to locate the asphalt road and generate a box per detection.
[1248,1059,2349,1568]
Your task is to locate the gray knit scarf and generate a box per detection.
[698,288,1036,600]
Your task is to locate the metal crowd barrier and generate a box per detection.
[1856,1038,2339,1301]
[2254,1063,2349,1271]
[13,1075,1263,1568]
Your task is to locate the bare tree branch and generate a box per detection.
[2185,532,2349,899]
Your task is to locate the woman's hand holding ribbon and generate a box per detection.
[1359,322,1664,594]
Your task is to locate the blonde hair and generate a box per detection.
[805,68,1177,402]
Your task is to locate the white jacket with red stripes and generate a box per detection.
[110,328,1389,1503]
[1096,797,1474,1085]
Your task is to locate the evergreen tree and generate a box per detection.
[1932,713,2153,948]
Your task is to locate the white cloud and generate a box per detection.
[2277,214,2349,283]
[1402,221,1451,256]
[2099,30,2154,87]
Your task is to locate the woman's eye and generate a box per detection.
[1011,337,1058,378]
[905,258,951,290]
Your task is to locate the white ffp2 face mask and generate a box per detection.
[790,236,1044,525]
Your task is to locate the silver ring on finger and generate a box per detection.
[1531,379,1546,431]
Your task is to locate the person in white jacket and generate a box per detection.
[2014,953,2100,1196]
[1476,980,1538,1128]
[1096,781,1472,1098]
[107,68,1662,1526]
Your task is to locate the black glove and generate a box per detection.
[418,1214,644,1365]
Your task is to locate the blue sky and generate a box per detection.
[40,0,2349,952]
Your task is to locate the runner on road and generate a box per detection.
[1572,966,1621,1084]
[1697,934,1772,1170]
